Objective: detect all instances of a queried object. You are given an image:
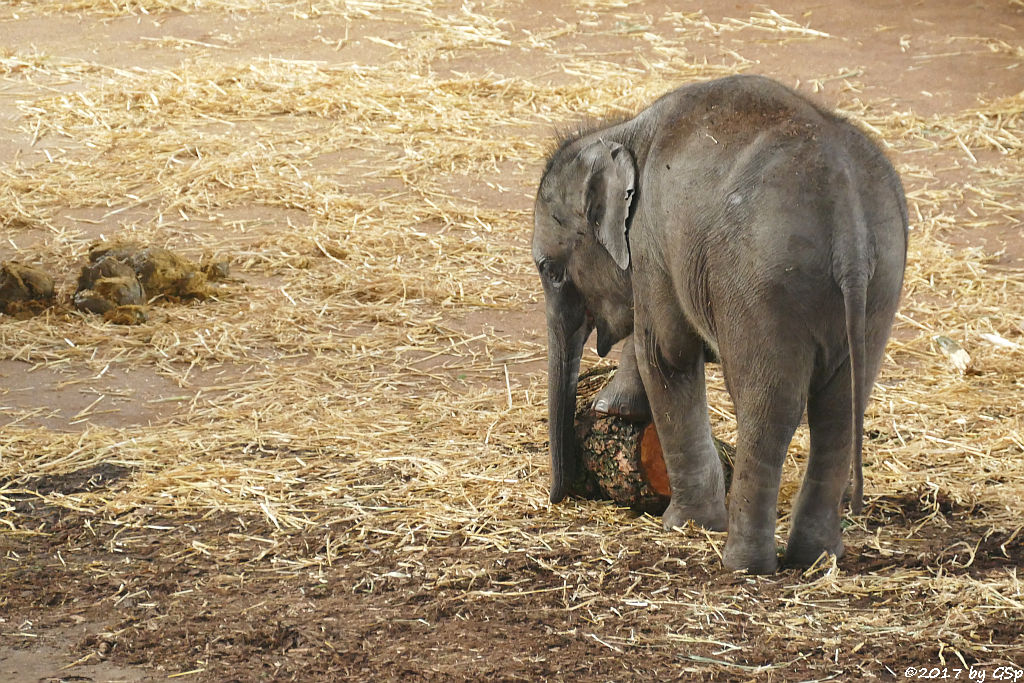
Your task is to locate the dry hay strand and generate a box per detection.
[3,0,364,16]
[950,35,1024,60]
[666,7,832,42]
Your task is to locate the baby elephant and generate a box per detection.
[534,74,907,573]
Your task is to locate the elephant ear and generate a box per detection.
[583,140,636,270]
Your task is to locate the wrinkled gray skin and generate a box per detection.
[534,75,907,574]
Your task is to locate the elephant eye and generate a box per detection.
[538,259,566,285]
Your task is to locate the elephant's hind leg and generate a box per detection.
[787,316,894,566]
[722,367,808,574]
[784,361,853,567]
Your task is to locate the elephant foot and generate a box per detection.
[593,370,651,421]
[662,499,728,533]
[722,533,780,574]
[784,521,844,568]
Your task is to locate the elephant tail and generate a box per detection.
[832,161,873,515]
[841,276,867,515]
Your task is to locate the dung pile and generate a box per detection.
[74,255,146,312]
[74,242,229,324]
[0,262,55,318]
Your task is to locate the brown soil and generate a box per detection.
[3,477,1020,681]
[2,1,1022,681]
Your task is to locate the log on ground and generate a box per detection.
[568,366,734,514]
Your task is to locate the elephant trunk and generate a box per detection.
[544,288,592,504]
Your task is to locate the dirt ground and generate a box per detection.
[1,0,1023,681]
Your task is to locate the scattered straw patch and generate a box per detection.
[1,1,1022,678]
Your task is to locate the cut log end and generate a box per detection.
[568,366,734,513]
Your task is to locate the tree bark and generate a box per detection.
[568,366,734,514]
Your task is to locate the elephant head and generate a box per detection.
[532,137,639,503]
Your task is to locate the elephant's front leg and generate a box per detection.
[593,335,651,421]
[633,323,727,532]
